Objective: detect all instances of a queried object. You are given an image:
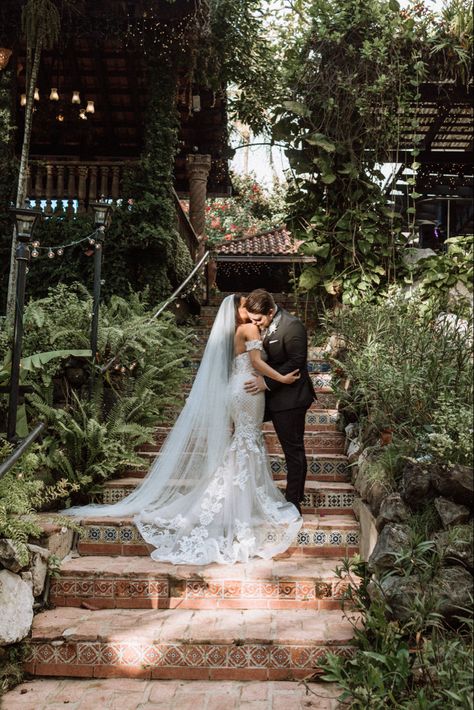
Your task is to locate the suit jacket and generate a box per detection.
[262,307,316,418]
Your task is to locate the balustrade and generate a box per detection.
[26,159,138,214]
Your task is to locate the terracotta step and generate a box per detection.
[76,514,358,558]
[101,478,355,516]
[127,452,349,482]
[140,428,344,457]
[50,555,353,611]
[25,607,356,680]
[3,677,343,709]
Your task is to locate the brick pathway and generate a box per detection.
[2,678,342,709]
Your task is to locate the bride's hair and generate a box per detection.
[234,293,245,325]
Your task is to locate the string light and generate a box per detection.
[28,229,101,260]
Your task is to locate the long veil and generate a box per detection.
[62,295,236,519]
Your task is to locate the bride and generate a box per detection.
[63,294,303,565]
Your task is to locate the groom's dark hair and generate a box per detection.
[245,289,275,315]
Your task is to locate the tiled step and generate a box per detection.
[128,452,349,482]
[50,556,353,611]
[101,478,355,515]
[76,514,359,558]
[25,607,356,680]
[140,428,344,457]
[3,677,343,709]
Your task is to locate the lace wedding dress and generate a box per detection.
[136,340,302,564]
[63,296,302,565]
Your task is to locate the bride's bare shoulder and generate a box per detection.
[238,323,260,339]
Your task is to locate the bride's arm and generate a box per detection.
[243,325,300,384]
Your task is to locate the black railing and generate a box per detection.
[0,422,45,480]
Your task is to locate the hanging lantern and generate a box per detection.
[85,100,95,114]
[20,93,27,106]
[71,90,81,104]
[0,48,12,70]
[33,88,40,101]
[49,87,59,101]
[79,108,87,120]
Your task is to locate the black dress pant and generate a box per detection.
[271,407,308,513]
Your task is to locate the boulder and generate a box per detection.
[401,459,434,509]
[435,567,473,619]
[431,465,474,508]
[435,527,474,571]
[434,497,470,528]
[368,574,422,623]
[345,423,359,441]
[27,544,51,597]
[368,523,411,573]
[376,493,410,532]
[0,570,34,645]
[347,438,363,464]
[403,248,436,266]
[0,538,28,573]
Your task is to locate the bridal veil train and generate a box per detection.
[63,295,302,564]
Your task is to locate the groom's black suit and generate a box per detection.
[262,308,316,512]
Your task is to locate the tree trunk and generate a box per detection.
[5,39,42,322]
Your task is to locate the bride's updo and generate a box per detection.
[234,293,247,326]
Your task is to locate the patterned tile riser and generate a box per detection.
[103,487,355,510]
[25,641,354,679]
[50,577,351,607]
[79,522,359,551]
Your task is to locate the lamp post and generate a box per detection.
[89,201,112,392]
[7,207,42,441]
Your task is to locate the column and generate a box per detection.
[45,163,54,215]
[185,154,212,239]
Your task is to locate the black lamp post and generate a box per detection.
[7,207,42,441]
[89,201,112,391]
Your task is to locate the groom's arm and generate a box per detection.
[263,320,308,392]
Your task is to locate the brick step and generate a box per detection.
[3,677,343,709]
[50,555,353,611]
[126,452,349,482]
[76,514,358,558]
[140,428,345,456]
[25,607,356,680]
[101,478,355,515]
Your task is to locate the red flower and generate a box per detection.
[224,234,232,240]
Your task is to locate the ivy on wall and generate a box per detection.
[0,67,17,311]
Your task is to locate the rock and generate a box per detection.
[0,539,28,573]
[434,497,470,528]
[366,480,389,517]
[435,527,474,571]
[431,464,474,508]
[0,570,34,645]
[27,544,51,597]
[347,438,363,464]
[435,567,473,618]
[368,574,422,623]
[448,280,473,309]
[345,423,359,440]
[368,523,411,573]
[403,248,436,266]
[324,334,347,359]
[376,493,410,532]
[401,459,434,509]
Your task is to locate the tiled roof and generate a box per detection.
[216,226,303,257]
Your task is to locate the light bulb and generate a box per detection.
[72,90,81,104]
[56,113,64,122]
[57,247,64,256]
[33,88,40,101]
[31,249,39,258]
[85,100,95,114]
[20,93,26,106]
[48,249,55,259]
[79,108,87,120]
[50,87,59,101]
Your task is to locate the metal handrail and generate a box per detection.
[100,250,210,374]
[0,422,45,480]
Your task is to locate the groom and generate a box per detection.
[244,289,316,514]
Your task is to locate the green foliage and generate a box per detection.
[325,293,473,443]
[320,554,474,708]
[0,438,78,565]
[408,235,474,310]
[274,0,473,304]
[0,643,29,696]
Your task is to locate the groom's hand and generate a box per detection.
[244,375,267,395]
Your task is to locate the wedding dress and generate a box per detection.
[63,295,302,565]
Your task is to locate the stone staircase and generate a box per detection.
[23,296,359,684]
